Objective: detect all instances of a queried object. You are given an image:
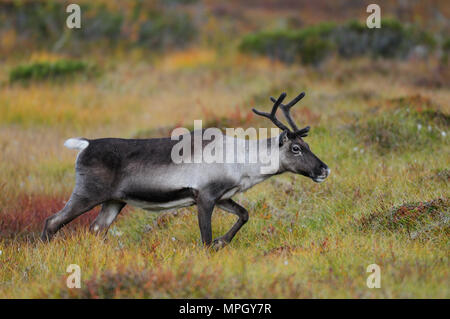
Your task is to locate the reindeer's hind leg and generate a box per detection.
[89,200,126,237]
[41,193,103,242]
[213,199,249,249]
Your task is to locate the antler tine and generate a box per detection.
[252,92,290,132]
[270,92,306,132]
[285,92,305,108]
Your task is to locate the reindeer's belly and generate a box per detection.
[120,187,197,212]
[219,186,240,200]
[125,198,195,212]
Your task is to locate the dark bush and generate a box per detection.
[300,35,334,65]
[239,23,335,64]
[137,12,196,49]
[340,19,435,58]
[442,37,450,64]
[240,19,436,65]
[76,4,124,44]
[0,0,197,54]
[443,37,450,53]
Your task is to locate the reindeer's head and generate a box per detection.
[253,92,330,183]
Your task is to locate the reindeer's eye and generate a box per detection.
[291,144,302,155]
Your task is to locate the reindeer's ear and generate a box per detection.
[296,126,310,138]
[279,130,289,146]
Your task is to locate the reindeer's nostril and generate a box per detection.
[312,167,330,183]
[320,167,329,176]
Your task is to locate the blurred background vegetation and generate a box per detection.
[0,0,448,58]
[1,0,449,83]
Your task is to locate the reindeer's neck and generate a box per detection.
[234,136,285,190]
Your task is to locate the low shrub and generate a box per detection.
[9,60,94,83]
[0,194,97,238]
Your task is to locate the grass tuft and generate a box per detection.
[350,94,449,153]
[357,198,449,240]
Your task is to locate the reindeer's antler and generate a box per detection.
[270,92,304,131]
[269,92,310,137]
[252,92,291,132]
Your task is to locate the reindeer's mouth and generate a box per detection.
[312,168,331,183]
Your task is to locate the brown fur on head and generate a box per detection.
[253,92,330,182]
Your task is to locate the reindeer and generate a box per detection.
[41,92,330,248]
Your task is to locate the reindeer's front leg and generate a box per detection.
[213,199,249,249]
[196,194,216,246]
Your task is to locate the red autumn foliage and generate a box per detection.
[0,194,100,237]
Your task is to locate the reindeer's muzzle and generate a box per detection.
[312,166,330,183]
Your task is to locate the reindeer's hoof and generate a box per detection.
[89,223,102,235]
[40,231,53,243]
[212,238,228,250]
[41,220,54,242]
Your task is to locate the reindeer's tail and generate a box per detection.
[64,138,89,151]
